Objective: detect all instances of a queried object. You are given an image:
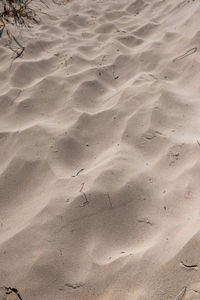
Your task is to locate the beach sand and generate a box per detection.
[1,0,200,299]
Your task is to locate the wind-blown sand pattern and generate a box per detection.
[1,0,200,299]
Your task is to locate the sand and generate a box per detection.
[1,0,200,299]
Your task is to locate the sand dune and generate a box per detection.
[1,0,200,299]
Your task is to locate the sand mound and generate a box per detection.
[1,0,200,299]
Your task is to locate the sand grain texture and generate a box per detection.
[1,0,200,299]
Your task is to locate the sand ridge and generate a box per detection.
[1,0,200,299]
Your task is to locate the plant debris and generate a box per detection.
[173,287,186,300]
[180,260,198,270]
[0,0,39,58]
[173,47,197,62]
[64,283,84,289]
[72,168,84,177]
[0,286,23,300]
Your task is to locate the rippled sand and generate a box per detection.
[1,0,200,299]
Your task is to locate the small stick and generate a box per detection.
[180,261,198,269]
[5,287,22,300]
[138,218,153,226]
[107,193,113,209]
[173,287,186,300]
[173,47,197,62]
[72,168,84,177]
[12,34,25,59]
[79,182,85,192]
[81,192,89,206]
[64,283,83,289]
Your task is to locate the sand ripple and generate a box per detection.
[1,0,200,299]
